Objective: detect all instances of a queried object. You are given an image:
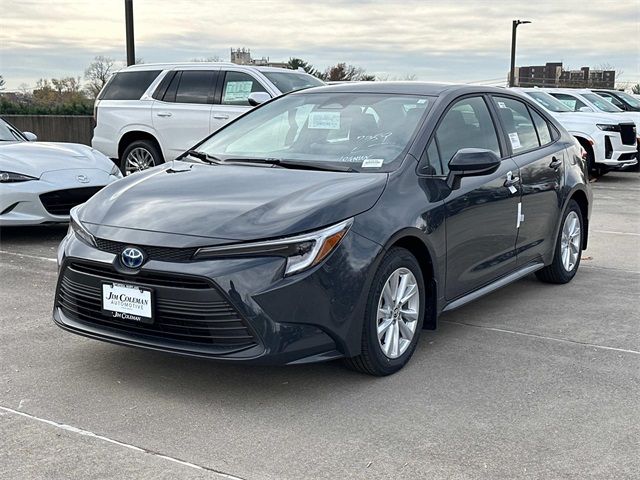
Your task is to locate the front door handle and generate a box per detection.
[213,114,229,120]
[549,156,562,169]
[156,111,172,117]
[504,171,520,187]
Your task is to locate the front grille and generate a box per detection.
[40,187,103,216]
[95,238,197,263]
[56,261,258,350]
[619,123,636,146]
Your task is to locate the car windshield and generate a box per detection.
[614,91,640,108]
[524,91,572,112]
[261,71,324,93]
[0,118,26,142]
[197,92,433,172]
[582,93,622,112]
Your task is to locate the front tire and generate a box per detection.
[344,247,425,376]
[536,200,583,284]
[121,139,163,176]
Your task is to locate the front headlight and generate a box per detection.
[0,171,37,183]
[69,206,97,247]
[596,124,621,132]
[193,218,353,276]
[109,163,123,178]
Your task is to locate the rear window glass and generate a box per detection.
[99,70,161,100]
[262,72,324,93]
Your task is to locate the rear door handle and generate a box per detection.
[504,171,520,187]
[549,156,562,169]
[156,112,172,117]
[213,114,229,120]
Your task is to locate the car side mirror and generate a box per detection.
[446,148,501,190]
[578,106,594,113]
[247,92,271,107]
[23,131,37,141]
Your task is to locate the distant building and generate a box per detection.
[230,48,288,69]
[513,62,615,89]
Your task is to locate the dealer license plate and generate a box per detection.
[102,282,153,324]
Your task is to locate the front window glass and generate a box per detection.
[433,96,500,174]
[582,93,622,112]
[598,92,626,109]
[262,72,324,93]
[221,72,268,106]
[198,92,432,172]
[98,70,161,100]
[0,119,25,142]
[524,91,572,112]
[550,93,587,111]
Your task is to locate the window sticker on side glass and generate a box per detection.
[497,101,507,108]
[361,158,384,168]
[508,132,522,149]
[308,111,341,129]
[223,81,253,102]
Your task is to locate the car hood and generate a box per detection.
[80,161,387,242]
[551,111,638,133]
[0,141,114,177]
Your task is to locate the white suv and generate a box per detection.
[92,63,324,174]
[513,88,638,174]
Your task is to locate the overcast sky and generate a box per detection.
[1,0,639,90]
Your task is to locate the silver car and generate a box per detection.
[0,117,122,226]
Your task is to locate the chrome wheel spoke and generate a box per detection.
[560,211,581,272]
[126,148,155,176]
[376,267,420,359]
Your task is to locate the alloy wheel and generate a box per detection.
[377,267,420,359]
[560,211,581,272]
[125,147,155,175]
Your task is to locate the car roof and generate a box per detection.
[291,81,513,97]
[120,62,298,73]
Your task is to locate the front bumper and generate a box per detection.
[0,169,119,226]
[591,129,637,167]
[53,228,382,365]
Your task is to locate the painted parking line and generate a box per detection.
[0,405,246,480]
[592,230,640,237]
[0,250,57,262]
[442,320,640,356]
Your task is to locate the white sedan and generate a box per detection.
[0,117,122,226]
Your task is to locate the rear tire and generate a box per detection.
[121,139,163,176]
[536,200,583,284]
[344,247,425,376]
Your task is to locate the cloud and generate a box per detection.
[1,0,638,88]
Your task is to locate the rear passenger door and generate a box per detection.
[490,96,565,267]
[152,69,219,159]
[210,70,272,132]
[424,95,521,300]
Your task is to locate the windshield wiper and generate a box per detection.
[224,157,357,173]
[182,149,224,165]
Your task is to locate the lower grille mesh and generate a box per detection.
[56,261,258,350]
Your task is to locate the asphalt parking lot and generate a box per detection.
[1,171,639,480]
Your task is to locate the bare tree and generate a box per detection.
[0,75,5,90]
[84,56,116,97]
[632,84,640,95]
[321,63,374,82]
[190,56,222,62]
[287,58,321,78]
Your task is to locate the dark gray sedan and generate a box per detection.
[54,82,591,375]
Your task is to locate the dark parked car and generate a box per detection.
[54,83,591,375]
[592,89,640,112]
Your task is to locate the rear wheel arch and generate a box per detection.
[118,131,164,161]
[569,189,589,249]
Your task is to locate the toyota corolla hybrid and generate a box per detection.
[54,83,591,375]
[0,117,122,226]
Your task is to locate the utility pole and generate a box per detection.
[509,19,531,87]
[125,0,135,66]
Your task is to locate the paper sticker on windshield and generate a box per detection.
[508,132,521,149]
[497,101,507,108]
[308,111,341,130]
[361,158,384,168]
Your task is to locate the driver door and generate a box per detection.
[430,96,521,300]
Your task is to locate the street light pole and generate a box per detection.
[509,19,531,87]
[125,0,135,66]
